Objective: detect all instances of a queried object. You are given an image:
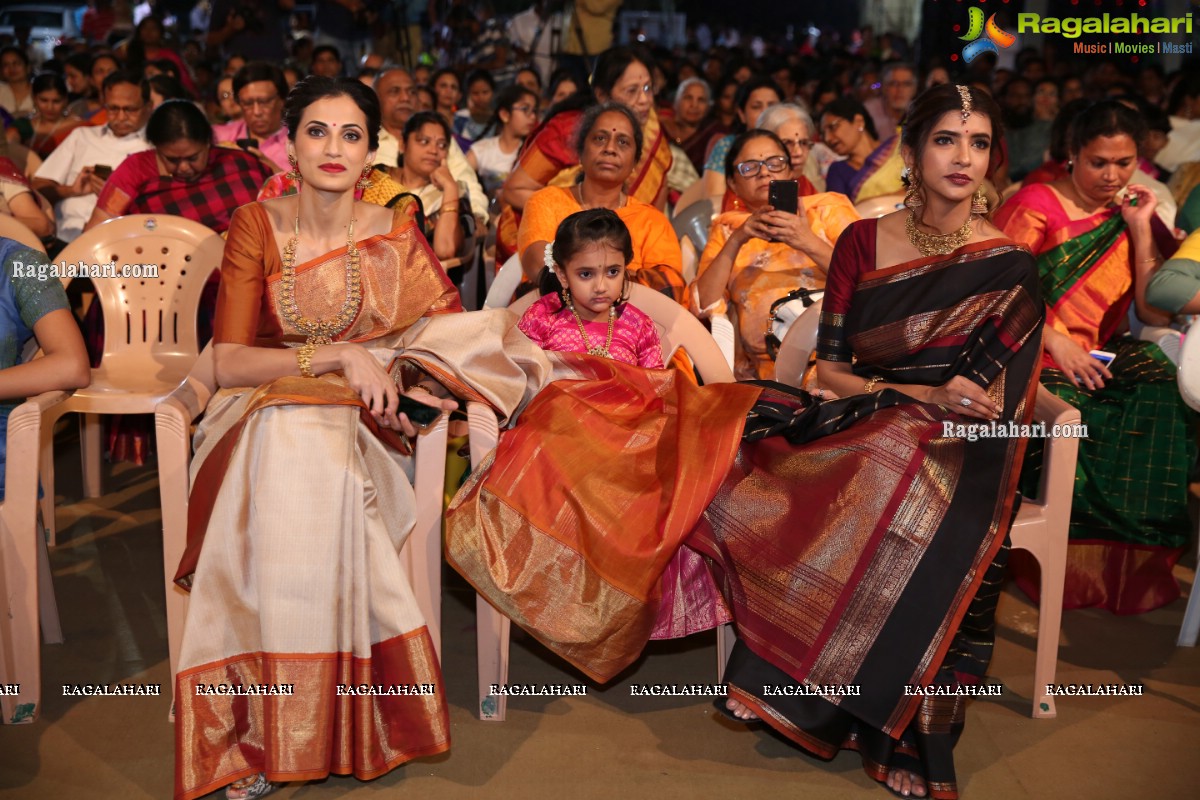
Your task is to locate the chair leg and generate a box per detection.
[38,422,57,546]
[716,623,736,682]
[1178,518,1200,646]
[80,414,103,499]
[1031,532,1066,719]
[1179,580,1200,647]
[35,517,63,645]
[477,594,510,721]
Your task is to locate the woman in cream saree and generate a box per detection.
[173,78,462,800]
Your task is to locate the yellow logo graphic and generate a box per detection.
[960,8,1016,63]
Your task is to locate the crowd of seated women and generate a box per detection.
[2,11,1200,800]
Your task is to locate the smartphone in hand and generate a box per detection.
[92,164,113,179]
[768,179,800,215]
[235,137,259,151]
[396,393,442,427]
[1089,349,1116,366]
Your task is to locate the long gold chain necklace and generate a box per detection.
[905,209,974,257]
[566,295,616,358]
[279,212,363,345]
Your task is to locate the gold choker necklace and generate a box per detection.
[567,297,616,358]
[279,213,363,345]
[905,209,974,257]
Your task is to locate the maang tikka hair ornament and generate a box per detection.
[956,85,973,123]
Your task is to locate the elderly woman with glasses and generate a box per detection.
[690,128,858,380]
[820,96,905,204]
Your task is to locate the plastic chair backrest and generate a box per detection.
[55,215,224,364]
[671,197,714,251]
[854,192,905,219]
[773,297,824,384]
[484,253,524,309]
[509,283,734,384]
[0,216,46,253]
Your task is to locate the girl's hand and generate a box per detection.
[1045,334,1111,390]
[1118,184,1157,228]
[760,208,814,250]
[395,387,458,438]
[336,342,401,425]
[924,375,1001,420]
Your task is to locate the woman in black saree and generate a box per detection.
[690,84,1044,798]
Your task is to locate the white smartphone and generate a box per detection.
[1089,349,1116,366]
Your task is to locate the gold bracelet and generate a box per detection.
[296,342,318,377]
[1139,257,1160,264]
[441,203,459,215]
[863,376,884,394]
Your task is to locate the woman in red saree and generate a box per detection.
[995,100,1190,615]
[444,85,1043,799]
[174,78,460,800]
[496,46,673,263]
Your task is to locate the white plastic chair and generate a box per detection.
[773,298,824,384]
[1176,329,1200,646]
[771,310,1078,719]
[154,345,450,717]
[467,283,735,720]
[39,215,224,545]
[483,253,524,309]
[853,192,905,219]
[0,389,67,724]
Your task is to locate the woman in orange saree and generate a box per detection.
[995,100,1191,615]
[173,78,461,800]
[517,102,685,302]
[691,127,858,380]
[496,46,672,264]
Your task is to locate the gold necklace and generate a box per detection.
[573,182,624,210]
[279,212,363,345]
[567,296,616,358]
[905,209,974,257]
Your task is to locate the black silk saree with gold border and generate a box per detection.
[687,221,1044,798]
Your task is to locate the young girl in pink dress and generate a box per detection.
[518,208,663,368]
[518,207,732,640]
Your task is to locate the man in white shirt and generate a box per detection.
[33,71,152,242]
[374,68,488,228]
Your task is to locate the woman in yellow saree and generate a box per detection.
[173,78,461,800]
[820,96,905,204]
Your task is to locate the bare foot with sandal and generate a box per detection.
[722,696,760,721]
[885,768,927,798]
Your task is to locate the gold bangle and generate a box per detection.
[441,203,459,214]
[1140,257,1160,264]
[863,376,883,394]
[296,342,318,377]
